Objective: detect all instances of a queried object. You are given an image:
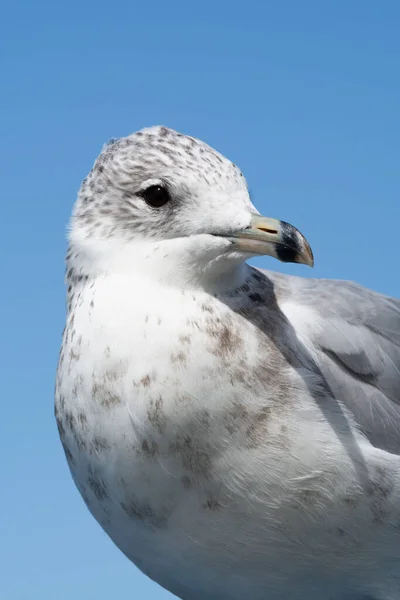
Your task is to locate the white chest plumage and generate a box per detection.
[55,273,399,600]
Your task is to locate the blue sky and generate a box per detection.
[2,1,399,598]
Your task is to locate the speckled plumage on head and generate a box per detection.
[72,125,248,243]
[67,125,257,293]
[56,124,400,600]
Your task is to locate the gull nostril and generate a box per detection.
[257,226,278,235]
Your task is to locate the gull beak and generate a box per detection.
[227,213,314,267]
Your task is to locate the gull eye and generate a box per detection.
[140,184,171,208]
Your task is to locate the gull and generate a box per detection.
[55,126,400,600]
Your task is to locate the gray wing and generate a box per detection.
[261,270,400,455]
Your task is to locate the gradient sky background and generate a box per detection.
[2,1,399,598]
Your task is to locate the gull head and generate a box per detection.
[68,126,313,289]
